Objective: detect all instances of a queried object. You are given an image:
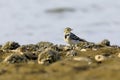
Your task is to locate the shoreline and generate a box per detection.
[0,40,120,80]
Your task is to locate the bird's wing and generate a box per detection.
[70,33,87,42]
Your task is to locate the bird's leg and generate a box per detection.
[69,44,73,50]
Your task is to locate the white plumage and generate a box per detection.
[64,27,87,46]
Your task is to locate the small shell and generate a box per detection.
[73,57,92,64]
[92,48,97,51]
[80,49,87,52]
[95,55,106,62]
[117,53,120,58]
[63,46,71,51]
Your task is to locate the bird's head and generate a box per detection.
[64,27,72,34]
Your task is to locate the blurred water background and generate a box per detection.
[0,0,120,45]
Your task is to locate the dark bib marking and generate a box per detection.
[65,34,70,39]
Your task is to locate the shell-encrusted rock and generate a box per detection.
[38,48,60,64]
[17,44,39,52]
[76,42,87,49]
[23,52,38,60]
[2,41,20,50]
[36,42,53,49]
[73,57,92,64]
[66,50,77,56]
[95,55,106,62]
[56,45,66,51]
[36,42,55,53]
[3,54,28,63]
[50,45,62,52]
[76,42,95,49]
[100,39,110,46]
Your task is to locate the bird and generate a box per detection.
[64,27,87,47]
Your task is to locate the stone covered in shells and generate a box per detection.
[38,48,60,64]
[16,44,39,52]
[3,53,28,63]
[1,41,20,50]
[23,52,38,60]
[76,42,96,49]
[36,41,53,49]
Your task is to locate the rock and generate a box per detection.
[76,42,96,49]
[50,45,62,52]
[3,54,28,63]
[38,48,60,64]
[36,41,53,49]
[17,44,39,52]
[36,42,54,52]
[23,52,38,60]
[2,41,20,50]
